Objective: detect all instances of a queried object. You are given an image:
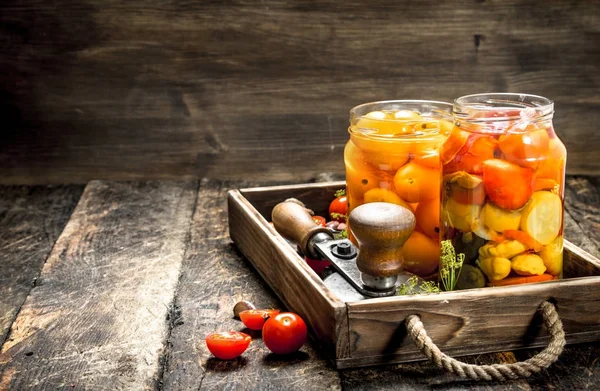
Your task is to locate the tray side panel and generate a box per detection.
[344,277,600,368]
[227,190,350,359]
[241,181,346,220]
[564,240,600,277]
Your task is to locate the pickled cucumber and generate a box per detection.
[455,264,486,289]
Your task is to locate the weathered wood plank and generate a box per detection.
[0,185,83,346]
[1,0,599,184]
[564,176,600,254]
[0,181,197,390]
[339,342,600,390]
[161,179,341,390]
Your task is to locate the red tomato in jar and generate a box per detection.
[312,215,327,227]
[482,159,533,210]
[444,134,497,175]
[329,190,348,222]
[239,309,280,330]
[205,331,251,360]
[262,312,307,355]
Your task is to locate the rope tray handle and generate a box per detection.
[406,301,566,381]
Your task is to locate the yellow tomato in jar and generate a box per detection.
[414,195,440,240]
[401,231,440,277]
[393,162,440,203]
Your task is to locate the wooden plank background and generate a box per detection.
[0,0,599,184]
[0,181,197,389]
[0,177,599,389]
[0,185,82,346]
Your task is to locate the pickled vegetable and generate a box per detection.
[520,191,562,245]
[393,162,440,203]
[538,236,563,276]
[364,188,412,211]
[511,254,547,276]
[479,240,528,260]
[445,134,497,174]
[444,197,481,232]
[487,273,554,286]
[478,257,512,282]
[502,229,544,252]
[481,202,521,233]
[455,264,486,289]
[482,159,533,210]
[498,127,550,169]
[345,102,453,278]
[401,231,440,277]
[414,196,440,239]
[441,126,469,164]
[442,93,565,288]
[444,171,483,189]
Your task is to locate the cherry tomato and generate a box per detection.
[329,190,348,222]
[205,331,251,360]
[239,309,280,330]
[262,312,307,355]
[312,215,327,227]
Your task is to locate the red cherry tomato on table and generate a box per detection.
[262,312,308,355]
[205,331,251,360]
[239,309,280,330]
[329,190,348,222]
[312,215,327,227]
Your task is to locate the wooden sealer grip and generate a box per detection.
[349,202,416,277]
[272,201,333,258]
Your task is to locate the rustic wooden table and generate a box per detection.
[0,177,598,390]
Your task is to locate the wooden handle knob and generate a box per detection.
[349,202,416,277]
[272,201,332,257]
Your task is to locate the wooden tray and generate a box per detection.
[227,181,600,369]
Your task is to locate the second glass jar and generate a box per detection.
[345,100,454,277]
[441,93,566,290]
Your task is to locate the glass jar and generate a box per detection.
[345,100,453,277]
[441,93,566,290]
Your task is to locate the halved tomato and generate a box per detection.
[239,309,281,330]
[205,331,251,360]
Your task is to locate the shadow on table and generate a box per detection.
[205,356,249,372]
[261,351,310,367]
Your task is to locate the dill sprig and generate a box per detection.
[397,276,441,295]
[439,240,465,291]
[330,212,347,220]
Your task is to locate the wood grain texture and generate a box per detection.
[0,185,83,346]
[229,188,349,357]
[0,181,197,390]
[339,343,600,390]
[1,0,599,184]
[0,178,599,390]
[343,275,600,366]
[229,178,600,370]
[161,179,342,390]
[564,176,600,252]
